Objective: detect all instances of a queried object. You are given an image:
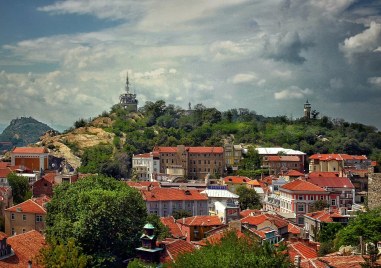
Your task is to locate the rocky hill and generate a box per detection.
[0,117,54,149]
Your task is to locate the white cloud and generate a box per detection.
[230,73,257,84]
[274,86,312,100]
[368,77,381,87]
[341,21,381,56]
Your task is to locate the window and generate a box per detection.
[320,195,324,200]
[22,228,26,233]
[36,215,43,222]
[298,195,304,200]
[22,214,26,221]
[309,195,314,200]
[297,204,304,212]
[11,213,15,220]
[331,199,336,206]
[298,217,304,225]
[11,228,15,236]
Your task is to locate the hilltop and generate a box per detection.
[0,117,54,149]
[38,101,381,178]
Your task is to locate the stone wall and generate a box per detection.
[367,170,381,210]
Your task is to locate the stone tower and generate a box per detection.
[304,100,311,119]
[119,73,138,112]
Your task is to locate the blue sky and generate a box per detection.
[0,0,381,131]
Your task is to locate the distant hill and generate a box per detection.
[0,117,54,149]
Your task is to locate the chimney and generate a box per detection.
[294,255,301,268]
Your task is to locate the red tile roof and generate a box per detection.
[200,228,245,246]
[161,239,195,263]
[241,214,288,228]
[281,179,326,192]
[307,176,355,189]
[160,217,184,238]
[239,209,261,218]
[154,146,223,154]
[286,170,305,177]
[223,176,251,184]
[134,152,159,158]
[247,179,260,186]
[12,147,48,154]
[5,199,46,214]
[0,232,8,240]
[0,168,12,178]
[288,241,318,260]
[309,154,367,161]
[42,173,56,184]
[0,230,45,268]
[141,188,208,201]
[33,195,51,207]
[309,172,340,178]
[177,216,222,227]
[305,209,346,223]
[0,162,10,169]
[288,223,301,234]
[126,181,160,189]
[314,255,366,268]
[267,156,300,162]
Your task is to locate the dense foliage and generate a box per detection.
[76,100,381,177]
[169,231,291,268]
[236,186,262,210]
[7,172,31,204]
[334,208,381,249]
[45,175,147,267]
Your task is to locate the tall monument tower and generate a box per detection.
[304,100,311,119]
[119,73,138,112]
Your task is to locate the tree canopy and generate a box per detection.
[236,186,262,210]
[7,172,31,204]
[334,208,381,249]
[45,175,147,267]
[168,231,291,268]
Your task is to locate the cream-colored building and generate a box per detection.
[309,154,370,174]
[4,197,49,236]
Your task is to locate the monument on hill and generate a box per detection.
[119,73,138,112]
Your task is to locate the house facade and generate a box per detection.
[10,147,49,172]
[140,188,208,217]
[262,156,304,175]
[309,154,371,174]
[176,215,222,242]
[132,152,160,181]
[154,146,224,180]
[4,196,49,236]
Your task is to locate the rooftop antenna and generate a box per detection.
[125,73,130,94]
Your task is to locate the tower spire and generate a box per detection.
[125,72,130,93]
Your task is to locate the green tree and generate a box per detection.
[172,209,192,220]
[7,172,31,204]
[45,175,147,267]
[310,200,329,212]
[334,208,381,250]
[236,186,261,210]
[169,231,291,268]
[36,238,90,268]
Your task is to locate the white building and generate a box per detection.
[201,186,239,213]
[132,152,160,181]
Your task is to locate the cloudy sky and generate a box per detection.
[0,0,381,131]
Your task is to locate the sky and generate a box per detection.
[0,0,381,131]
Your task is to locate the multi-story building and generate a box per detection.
[176,216,223,242]
[4,196,50,236]
[262,156,303,175]
[200,186,239,213]
[132,152,160,181]
[140,188,208,217]
[256,147,306,174]
[306,175,355,208]
[10,147,49,172]
[154,145,224,180]
[222,176,251,193]
[224,143,242,171]
[309,154,371,174]
[279,179,329,226]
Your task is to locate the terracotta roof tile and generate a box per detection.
[161,239,195,263]
[42,173,56,184]
[0,232,8,240]
[0,168,12,178]
[223,176,251,184]
[267,156,300,162]
[5,199,46,214]
[309,154,367,161]
[126,181,160,189]
[160,217,184,238]
[281,179,326,192]
[307,176,355,189]
[286,170,305,177]
[12,147,48,154]
[247,179,260,186]
[0,162,10,169]
[241,214,288,228]
[305,209,346,223]
[141,188,208,201]
[309,172,340,178]
[288,241,318,260]
[177,216,222,226]
[0,230,45,268]
[154,146,223,154]
[315,255,365,268]
[239,209,261,218]
[288,223,301,234]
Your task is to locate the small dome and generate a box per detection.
[144,223,155,229]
